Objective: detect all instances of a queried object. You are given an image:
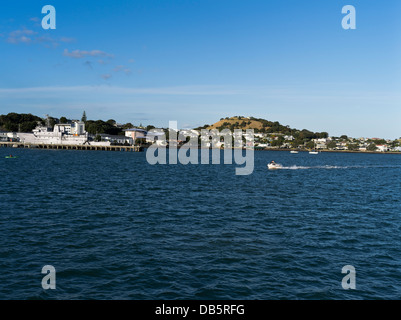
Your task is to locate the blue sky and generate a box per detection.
[0,0,400,138]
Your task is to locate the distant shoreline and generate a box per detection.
[196,147,401,155]
[2,142,401,155]
[255,148,401,155]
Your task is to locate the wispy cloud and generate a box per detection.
[6,27,75,47]
[59,37,75,43]
[7,29,36,44]
[113,65,132,75]
[63,49,114,59]
[35,35,59,48]
[101,74,112,80]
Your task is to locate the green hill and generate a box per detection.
[195,116,329,146]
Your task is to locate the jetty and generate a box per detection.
[0,141,143,152]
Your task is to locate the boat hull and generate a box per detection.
[267,164,283,170]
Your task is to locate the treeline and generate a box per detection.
[85,120,123,135]
[0,112,150,136]
[0,113,44,132]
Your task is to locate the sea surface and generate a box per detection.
[1,148,401,300]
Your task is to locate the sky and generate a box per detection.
[0,0,400,138]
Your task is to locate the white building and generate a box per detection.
[98,134,133,145]
[376,145,388,152]
[0,131,18,142]
[18,121,89,145]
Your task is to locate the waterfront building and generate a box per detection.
[0,131,18,142]
[98,134,133,145]
[124,128,147,140]
[18,121,89,145]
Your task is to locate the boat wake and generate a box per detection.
[275,165,400,170]
[279,165,345,170]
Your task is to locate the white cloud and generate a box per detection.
[7,29,37,44]
[63,49,114,59]
[113,65,132,75]
[6,28,74,47]
[59,37,75,43]
[113,65,124,72]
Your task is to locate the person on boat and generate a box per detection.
[270,161,276,164]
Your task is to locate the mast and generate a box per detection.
[45,114,51,128]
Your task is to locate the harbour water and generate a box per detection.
[1,148,401,300]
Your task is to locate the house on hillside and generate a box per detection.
[376,145,389,152]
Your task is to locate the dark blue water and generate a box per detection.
[1,148,401,300]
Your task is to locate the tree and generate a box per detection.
[81,111,87,122]
[0,113,42,132]
[106,119,116,126]
[122,123,134,129]
[146,125,155,131]
[85,119,122,135]
[291,140,301,148]
[327,141,337,149]
[367,144,377,151]
[135,138,144,145]
[318,132,329,139]
[306,141,315,149]
[347,143,359,151]
[271,136,285,147]
[373,139,386,145]
[60,117,68,124]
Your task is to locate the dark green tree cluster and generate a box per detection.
[0,113,43,132]
[347,143,359,151]
[327,141,337,149]
[85,120,122,135]
[368,139,387,145]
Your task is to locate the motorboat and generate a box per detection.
[290,150,299,154]
[267,162,283,170]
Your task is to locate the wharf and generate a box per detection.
[0,141,143,152]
